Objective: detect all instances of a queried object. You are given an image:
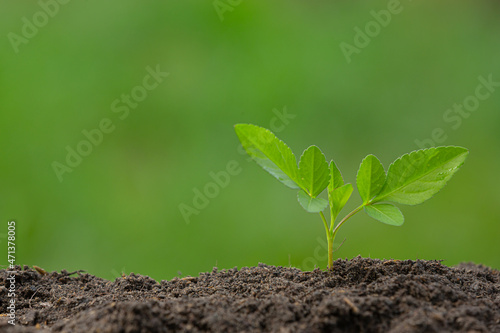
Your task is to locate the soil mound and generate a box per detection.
[1,257,499,332]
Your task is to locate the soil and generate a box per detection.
[0,257,499,333]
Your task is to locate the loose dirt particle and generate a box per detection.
[342,297,359,314]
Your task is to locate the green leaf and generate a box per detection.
[364,204,404,226]
[356,154,386,204]
[329,183,353,222]
[328,160,344,192]
[298,146,329,197]
[235,124,303,189]
[373,147,469,205]
[297,190,328,213]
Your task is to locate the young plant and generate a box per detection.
[235,124,469,270]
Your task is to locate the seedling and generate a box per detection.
[235,124,468,270]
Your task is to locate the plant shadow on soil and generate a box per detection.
[1,257,499,332]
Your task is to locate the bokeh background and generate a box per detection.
[1,1,499,281]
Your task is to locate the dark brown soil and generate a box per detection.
[1,257,499,332]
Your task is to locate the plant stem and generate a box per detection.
[327,233,333,270]
[331,205,364,241]
[319,211,334,270]
[319,211,329,240]
[325,204,365,270]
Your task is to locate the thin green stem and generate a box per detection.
[323,203,370,270]
[319,211,334,270]
[327,233,333,269]
[331,205,364,241]
[329,211,335,235]
[319,211,329,239]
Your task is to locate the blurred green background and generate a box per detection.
[1,1,499,281]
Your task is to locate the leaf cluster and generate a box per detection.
[235,124,468,227]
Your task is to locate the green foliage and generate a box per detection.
[329,183,353,223]
[298,146,330,198]
[297,190,328,213]
[234,124,302,190]
[235,124,469,269]
[373,147,469,205]
[356,154,386,204]
[328,161,344,190]
[364,204,404,226]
